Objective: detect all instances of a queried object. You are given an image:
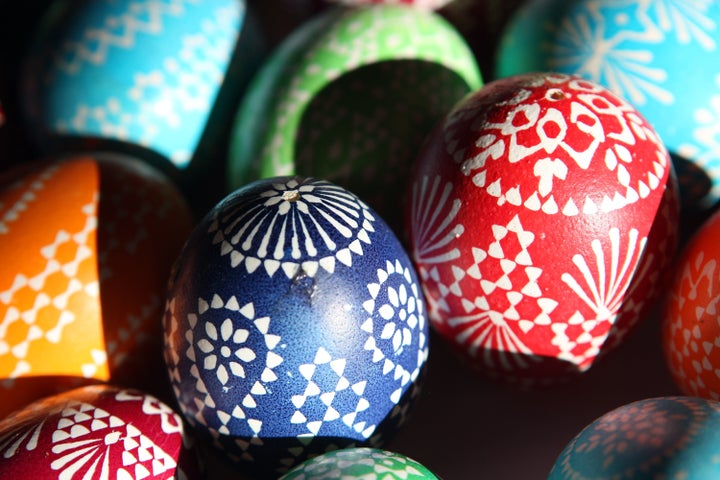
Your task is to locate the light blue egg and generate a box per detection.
[496,0,720,211]
[549,396,720,479]
[21,0,248,170]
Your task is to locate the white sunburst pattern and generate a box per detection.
[558,227,649,366]
[547,1,674,107]
[209,178,376,279]
[408,174,465,320]
[652,0,716,49]
[447,309,537,372]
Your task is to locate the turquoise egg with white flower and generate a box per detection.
[19,0,256,171]
[495,0,720,212]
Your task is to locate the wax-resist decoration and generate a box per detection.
[663,207,720,401]
[227,4,481,232]
[164,176,428,476]
[325,0,451,9]
[0,153,195,418]
[548,396,720,479]
[279,447,440,479]
[495,0,720,212]
[0,384,200,479]
[406,72,678,385]
[19,0,250,170]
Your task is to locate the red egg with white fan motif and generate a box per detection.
[405,72,679,385]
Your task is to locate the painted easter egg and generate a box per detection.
[0,384,200,479]
[495,0,720,213]
[548,396,720,479]
[163,176,429,477]
[325,0,451,9]
[279,447,439,479]
[663,206,720,401]
[227,4,481,232]
[0,152,195,419]
[405,72,679,385]
[18,0,256,172]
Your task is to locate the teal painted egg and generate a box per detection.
[19,0,259,172]
[549,396,720,479]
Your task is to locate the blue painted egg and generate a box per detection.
[549,396,720,479]
[495,0,720,212]
[163,176,429,477]
[19,0,253,170]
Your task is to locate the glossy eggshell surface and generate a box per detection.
[164,176,429,476]
[548,396,720,479]
[19,0,245,169]
[227,4,481,231]
[663,208,720,400]
[0,153,195,418]
[405,73,678,384]
[279,447,439,479]
[0,384,197,479]
[495,0,720,211]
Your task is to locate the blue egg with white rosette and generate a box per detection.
[549,396,720,480]
[19,0,259,173]
[163,176,429,477]
[495,0,720,213]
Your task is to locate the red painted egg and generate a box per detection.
[0,384,200,479]
[0,153,195,418]
[663,208,720,400]
[405,72,679,385]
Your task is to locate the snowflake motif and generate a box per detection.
[209,177,376,278]
[197,317,256,387]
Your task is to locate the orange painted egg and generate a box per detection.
[0,384,200,479]
[0,153,195,418]
[663,208,720,400]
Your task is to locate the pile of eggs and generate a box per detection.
[2,0,720,478]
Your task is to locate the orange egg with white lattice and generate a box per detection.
[0,153,195,418]
[662,209,720,401]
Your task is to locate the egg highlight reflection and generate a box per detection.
[163,176,429,476]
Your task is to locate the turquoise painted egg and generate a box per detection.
[549,396,720,480]
[279,447,439,479]
[19,0,254,171]
[496,0,720,212]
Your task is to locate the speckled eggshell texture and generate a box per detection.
[163,176,429,477]
[19,0,247,170]
[279,447,440,479]
[548,396,720,480]
[0,153,195,418]
[405,72,679,385]
[495,0,720,212]
[663,207,720,401]
[0,384,199,479]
